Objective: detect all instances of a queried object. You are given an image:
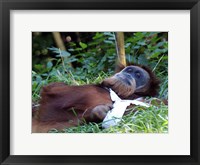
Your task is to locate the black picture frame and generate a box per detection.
[0,0,200,164]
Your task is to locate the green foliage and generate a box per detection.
[125,32,168,72]
[32,32,168,100]
[66,32,116,74]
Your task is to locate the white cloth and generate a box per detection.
[102,89,150,129]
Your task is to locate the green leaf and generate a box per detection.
[103,32,114,36]
[108,37,115,40]
[48,47,59,53]
[74,48,83,51]
[48,47,71,57]
[150,52,161,58]
[104,40,114,44]
[68,48,74,51]
[157,41,165,47]
[56,50,71,57]
[132,45,140,49]
[79,42,87,49]
[36,75,42,83]
[93,32,104,39]
[137,41,146,46]
[125,43,131,48]
[47,61,53,69]
[138,54,148,65]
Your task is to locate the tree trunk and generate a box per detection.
[115,32,126,71]
[52,32,66,51]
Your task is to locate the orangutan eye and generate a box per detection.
[126,68,133,73]
[135,71,141,78]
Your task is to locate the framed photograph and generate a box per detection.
[1,0,199,165]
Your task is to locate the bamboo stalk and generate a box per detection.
[52,32,66,51]
[116,32,126,66]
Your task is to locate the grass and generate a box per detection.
[32,67,168,133]
[48,100,168,133]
